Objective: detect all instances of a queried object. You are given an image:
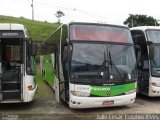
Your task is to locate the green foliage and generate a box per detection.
[0,15,60,42]
[124,14,159,28]
[42,54,55,86]
[55,10,65,23]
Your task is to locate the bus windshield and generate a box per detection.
[70,43,136,85]
[151,45,160,76]
[146,30,160,76]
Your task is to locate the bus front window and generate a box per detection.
[70,43,137,85]
[71,43,106,70]
[108,44,137,83]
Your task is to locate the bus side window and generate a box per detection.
[26,41,36,75]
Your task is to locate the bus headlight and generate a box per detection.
[71,91,90,97]
[124,89,136,95]
[151,82,160,87]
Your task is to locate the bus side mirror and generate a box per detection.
[31,43,37,56]
[148,45,154,60]
[146,41,154,60]
[134,45,141,66]
[64,42,73,62]
[68,42,72,55]
[63,46,68,62]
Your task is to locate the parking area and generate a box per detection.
[0,79,160,120]
[0,68,160,120]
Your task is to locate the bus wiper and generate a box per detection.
[98,51,124,80]
[108,51,124,80]
[98,51,108,73]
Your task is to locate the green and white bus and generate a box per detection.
[0,23,37,103]
[131,26,160,96]
[40,22,137,108]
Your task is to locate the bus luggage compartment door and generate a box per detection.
[0,41,2,101]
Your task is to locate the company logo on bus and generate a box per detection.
[105,87,111,96]
[106,91,111,96]
[92,87,110,91]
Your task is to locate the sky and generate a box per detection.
[0,0,160,25]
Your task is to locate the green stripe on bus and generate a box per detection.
[91,82,136,97]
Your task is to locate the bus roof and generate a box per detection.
[130,26,160,31]
[0,23,28,38]
[0,23,26,31]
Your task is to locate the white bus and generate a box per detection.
[40,22,137,108]
[0,23,37,103]
[131,26,160,97]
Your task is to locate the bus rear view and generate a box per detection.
[0,23,37,103]
[69,23,137,108]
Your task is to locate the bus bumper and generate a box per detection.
[69,92,136,109]
[149,86,160,97]
[27,84,38,102]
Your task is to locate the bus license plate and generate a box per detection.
[103,100,114,106]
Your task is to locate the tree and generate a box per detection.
[55,10,65,23]
[124,14,159,28]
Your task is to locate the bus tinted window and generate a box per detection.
[70,24,132,43]
[146,30,160,43]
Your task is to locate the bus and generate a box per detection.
[0,23,37,103]
[40,22,137,108]
[131,26,160,97]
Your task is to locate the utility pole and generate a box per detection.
[31,0,34,20]
[155,20,157,26]
[131,19,133,27]
[157,20,160,26]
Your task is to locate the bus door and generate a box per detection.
[0,40,2,100]
[132,34,149,94]
[55,43,66,102]
[1,38,23,101]
[139,45,149,94]
[58,44,69,102]
[61,45,70,102]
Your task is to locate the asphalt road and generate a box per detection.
[0,79,160,120]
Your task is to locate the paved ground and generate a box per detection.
[0,69,160,119]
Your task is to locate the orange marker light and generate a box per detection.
[28,85,33,90]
